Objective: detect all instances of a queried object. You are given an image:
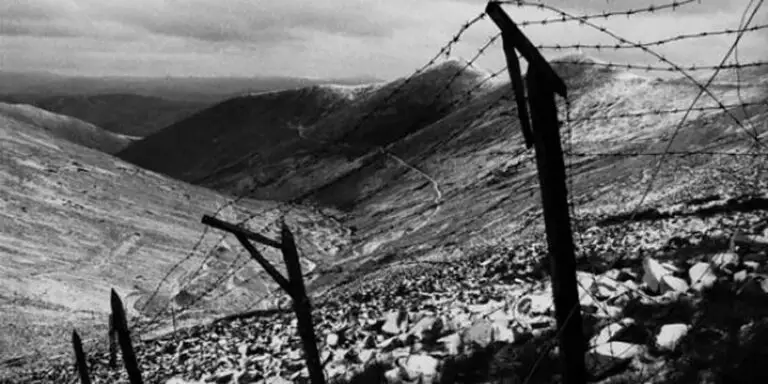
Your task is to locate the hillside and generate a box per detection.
[116,55,768,291]
[0,112,352,372]
[0,94,208,137]
[0,102,136,154]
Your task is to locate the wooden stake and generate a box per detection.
[111,289,144,384]
[72,330,91,384]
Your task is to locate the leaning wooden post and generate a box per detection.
[281,223,325,384]
[486,2,586,384]
[72,330,92,384]
[111,289,144,384]
[108,314,117,369]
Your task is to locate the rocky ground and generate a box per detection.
[12,184,768,383]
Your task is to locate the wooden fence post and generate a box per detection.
[486,2,587,384]
[111,289,144,384]
[281,223,325,384]
[108,314,117,369]
[72,330,91,384]
[201,215,326,384]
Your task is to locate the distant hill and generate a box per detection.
[0,102,135,154]
[0,94,208,137]
[0,71,382,103]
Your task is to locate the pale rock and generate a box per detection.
[402,354,440,381]
[744,261,760,271]
[734,270,749,283]
[165,378,203,384]
[661,275,689,293]
[656,323,690,351]
[382,309,409,335]
[462,320,494,348]
[438,333,462,355]
[711,251,739,271]
[592,305,622,319]
[590,318,634,347]
[586,342,644,374]
[326,333,340,347]
[467,300,505,315]
[492,321,517,343]
[515,294,554,317]
[689,262,717,291]
[643,257,674,293]
[385,367,404,383]
[358,349,376,364]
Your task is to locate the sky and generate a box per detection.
[1,0,766,80]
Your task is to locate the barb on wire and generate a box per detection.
[498,0,697,27]
[537,24,768,51]
[569,101,768,122]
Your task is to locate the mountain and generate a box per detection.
[0,94,208,137]
[0,111,352,369]
[0,71,382,103]
[0,102,136,154]
[115,54,768,294]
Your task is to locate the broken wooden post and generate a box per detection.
[111,289,144,384]
[201,216,325,384]
[72,329,91,384]
[281,223,325,384]
[486,2,587,384]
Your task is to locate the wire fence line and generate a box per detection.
[64,0,768,382]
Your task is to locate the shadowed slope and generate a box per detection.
[0,102,136,154]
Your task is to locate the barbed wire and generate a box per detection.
[567,101,768,122]
[536,23,768,51]
[498,0,698,27]
[549,59,768,72]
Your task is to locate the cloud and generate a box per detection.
[0,0,765,79]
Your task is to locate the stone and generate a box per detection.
[408,316,442,344]
[326,333,340,347]
[438,333,462,355]
[382,309,409,335]
[643,257,674,293]
[711,251,739,271]
[656,323,690,351]
[462,320,494,348]
[402,354,440,381]
[660,275,689,293]
[586,342,644,375]
[590,318,634,347]
[689,262,717,291]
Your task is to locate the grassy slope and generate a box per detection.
[0,112,352,369]
[113,55,768,297]
[0,94,208,137]
[0,102,136,154]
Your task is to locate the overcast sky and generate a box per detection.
[1,0,766,79]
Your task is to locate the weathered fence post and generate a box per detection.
[72,329,91,384]
[486,2,587,384]
[280,222,325,384]
[111,289,144,384]
[201,215,326,384]
[108,314,117,369]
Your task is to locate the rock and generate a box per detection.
[744,261,761,271]
[590,318,634,347]
[660,275,689,293]
[166,378,204,384]
[711,251,739,271]
[408,316,442,344]
[462,320,495,348]
[382,310,409,335]
[656,323,690,351]
[586,342,644,375]
[492,321,517,343]
[734,270,749,283]
[438,333,462,355]
[643,257,674,293]
[401,354,440,381]
[358,349,376,364]
[689,262,717,291]
[515,294,554,317]
[466,300,505,315]
[326,333,340,347]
